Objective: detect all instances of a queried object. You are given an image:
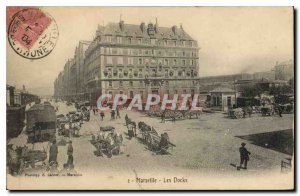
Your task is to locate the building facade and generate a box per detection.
[54,20,200,105]
[54,40,91,101]
[274,60,294,81]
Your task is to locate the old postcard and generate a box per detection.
[6,6,294,190]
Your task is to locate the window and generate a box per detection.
[117,57,123,64]
[174,41,177,46]
[164,40,168,46]
[130,91,134,99]
[109,81,112,87]
[117,36,122,43]
[106,36,112,42]
[183,51,185,56]
[182,60,186,66]
[145,50,149,55]
[128,57,133,65]
[119,81,123,87]
[117,48,122,55]
[138,38,142,44]
[152,69,156,77]
[164,59,168,66]
[140,91,144,100]
[150,39,156,45]
[158,51,162,56]
[130,81,133,86]
[107,47,112,54]
[178,70,182,77]
[139,81,143,86]
[183,89,187,94]
[139,58,142,65]
[173,59,177,66]
[107,56,113,64]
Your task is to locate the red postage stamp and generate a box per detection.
[7,7,59,59]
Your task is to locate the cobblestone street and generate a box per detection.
[47,101,294,176]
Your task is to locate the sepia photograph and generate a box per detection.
[6,6,294,190]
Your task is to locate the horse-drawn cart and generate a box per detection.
[91,126,123,158]
[138,121,176,154]
[261,105,275,116]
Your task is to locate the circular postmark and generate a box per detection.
[8,8,59,60]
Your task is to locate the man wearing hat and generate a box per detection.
[67,140,74,168]
[239,142,251,169]
[49,140,58,165]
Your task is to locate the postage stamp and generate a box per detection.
[7,7,59,59]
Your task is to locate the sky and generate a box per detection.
[6,7,294,95]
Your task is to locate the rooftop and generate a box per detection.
[97,21,195,40]
[210,87,236,93]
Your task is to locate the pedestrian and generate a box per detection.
[278,105,283,117]
[239,142,251,169]
[100,111,105,120]
[127,123,134,139]
[49,140,58,165]
[111,110,115,120]
[161,110,166,123]
[7,144,19,175]
[67,140,74,168]
[132,121,137,136]
[93,107,96,115]
[116,107,121,119]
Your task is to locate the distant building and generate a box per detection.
[252,70,275,80]
[54,40,91,101]
[209,87,237,112]
[275,60,294,81]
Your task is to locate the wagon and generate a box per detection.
[228,108,244,119]
[91,129,123,158]
[261,105,274,116]
[100,126,115,132]
[144,131,176,154]
[138,121,175,154]
[15,146,47,170]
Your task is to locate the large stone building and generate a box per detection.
[274,60,294,81]
[54,40,91,101]
[54,20,200,105]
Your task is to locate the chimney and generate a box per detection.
[154,17,158,33]
[119,20,124,31]
[172,25,177,35]
[140,22,145,32]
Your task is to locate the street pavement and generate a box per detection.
[9,100,294,177]
[50,101,293,175]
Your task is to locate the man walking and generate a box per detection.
[111,110,115,120]
[49,140,58,165]
[100,111,105,120]
[239,142,251,169]
[278,105,283,117]
[67,140,74,168]
[116,107,121,119]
